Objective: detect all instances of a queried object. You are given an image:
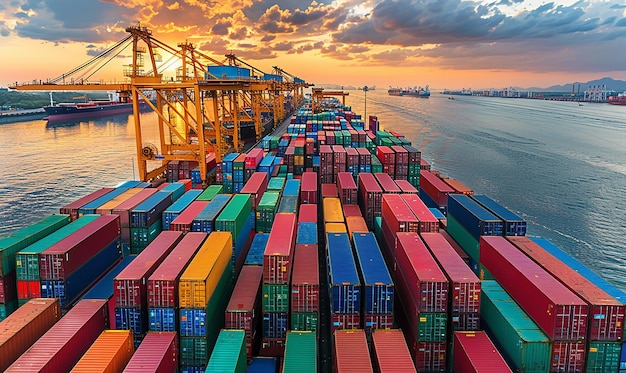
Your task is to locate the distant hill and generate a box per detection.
[527,77,626,92]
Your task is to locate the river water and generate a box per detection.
[1,90,625,291]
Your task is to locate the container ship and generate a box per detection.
[44,91,153,122]
[388,85,430,97]
[608,91,626,105]
[1,95,625,373]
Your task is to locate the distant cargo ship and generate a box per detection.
[44,92,152,122]
[608,91,626,105]
[388,85,430,97]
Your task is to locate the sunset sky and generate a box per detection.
[1,0,625,90]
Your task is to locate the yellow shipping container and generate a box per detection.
[178,231,233,308]
[95,188,144,215]
[346,216,369,240]
[71,330,134,373]
[325,222,347,234]
[323,197,344,223]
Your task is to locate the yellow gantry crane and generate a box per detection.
[11,24,312,185]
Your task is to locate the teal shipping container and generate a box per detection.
[283,331,317,373]
[481,280,551,373]
[586,341,621,373]
[206,329,247,373]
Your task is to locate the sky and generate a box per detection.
[1,0,625,90]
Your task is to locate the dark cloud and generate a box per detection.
[229,27,248,40]
[211,19,232,36]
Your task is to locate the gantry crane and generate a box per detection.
[311,87,349,113]
[11,24,312,185]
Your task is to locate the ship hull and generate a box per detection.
[44,102,150,122]
[608,98,626,105]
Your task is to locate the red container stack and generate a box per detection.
[334,330,374,373]
[376,146,396,178]
[240,172,268,210]
[290,243,320,330]
[169,201,209,232]
[395,179,418,194]
[336,172,358,205]
[374,173,401,194]
[332,145,347,175]
[298,204,317,223]
[225,265,263,360]
[300,171,318,204]
[419,170,455,207]
[319,145,334,184]
[453,331,513,372]
[380,194,419,260]
[123,332,179,373]
[112,188,159,247]
[358,173,383,229]
[371,329,417,373]
[401,194,440,233]
[391,145,409,180]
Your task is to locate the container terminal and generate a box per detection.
[2,25,626,373]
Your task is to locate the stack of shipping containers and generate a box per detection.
[291,217,320,333]
[129,190,173,254]
[191,194,231,234]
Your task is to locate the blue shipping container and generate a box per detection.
[160,182,187,202]
[297,222,318,245]
[81,256,135,301]
[283,179,300,197]
[352,232,394,314]
[262,312,288,339]
[162,189,203,230]
[245,233,269,266]
[180,308,207,336]
[115,306,148,336]
[447,194,503,239]
[149,307,177,332]
[471,195,527,236]
[191,194,231,233]
[78,187,131,215]
[248,356,278,373]
[130,191,173,228]
[278,195,298,214]
[326,233,361,314]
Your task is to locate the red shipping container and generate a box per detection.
[381,194,419,259]
[6,299,107,373]
[551,340,586,373]
[358,173,383,229]
[420,232,480,314]
[453,331,513,373]
[342,205,362,218]
[300,172,318,205]
[240,172,268,209]
[259,337,285,357]
[39,215,120,280]
[439,230,469,263]
[374,173,401,194]
[321,183,338,199]
[263,213,297,284]
[334,330,373,373]
[114,231,183,308]
[363,314,393,332]
[345,147,359,168]
[225,265,263,361]
[245,148,264,169]
[443,178,474,195]
[332,145,347,164]
[147,232,207,308]
[357,147,371,165]
[408,340,446,373]
[291,244,319,313]
[298,204,318,223]
[371,329,417,373]
[17,279,41,300]
[391,145,409,163]
[169,201,209,232]
[336,172,358,205]
[420,158,431,171]
[177,179,192,191]
[123,331,178,373]
[419,170,455,207]
[376,146,395,165]
[0,271,17,303]
[60,188,115,221]
[331,313,360,334]
[396,233,448,313]
[395,179,418,194]
[112,188,159,228]
[401,194,439,233]
[509,236,625,341]
[480,236,589,340]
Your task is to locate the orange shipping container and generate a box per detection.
[323,197,344,223]
[95,188,144,215]
[178,231,233,308]
[345,216,369,239]
[0,298,61,372]
[71,330,134,373]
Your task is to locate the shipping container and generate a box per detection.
[337,172,358,205]
[586,341,621,373]
[297,222,318,245]
[0,270,17,303]
[225,265,263,360]
[0,214,71,276]
[291,244,319,313]
[241,172,268,209]
[352,232,394,315]
[471,194,527,236]
[257,191,280,233]
[115,231,183,308]
[206,329,247,373]
[196,185,223,201]
[374,173,401,194]
[179,231,232,308]
[551,340,586,373]
[447,194,503,239]
[291,312,319,332]
[327,233,360,315]
[170,201,210,232]
[358,172,383,229]
[342,204,362,218]
[263,213,297,284]
[78,187,135,216]
[480,280,551,373]
[401,194,439,233]
[130,191,173,228]
[263,284,290,312]
[442,178,473,195]
[60,188,115,220]
[395,179,419,194]
[371,329,417,373]
[6,299,107,372]
[247,356,278,373]
[380,194,419,259]
[0,298,61,372]
[162,189,203,230]
[160,182,187,202]
[453,331,513,373]
[283,331,317,373]
[323,197,344,223]
[122,332,178,373]
[509,236,625,341]
[192,194,231,233]
[95,188,145,215]
[70,330,134,373]
[480,236,589,341]
[298,204,318,223]
[334,329,374,372]
[419,170,454,207]
[300,172,318,204]
[246,233,269,266]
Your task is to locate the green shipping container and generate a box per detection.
[206,330,247,373]
[15,215,100,280]
[446,215,479,262]
[371,155,383,174]
[291,312,318,332]
[586,341,621,373]
[180,336,209,366]
[197,185,223,201]
[283,331,317,373]
[256,192,280,233]
[130,219,162,253]
[0,214,70,275]
[216,194,251,241]
[0,298,18,320]
[267,178,285,192]
[263,284,289,312]
[417,312,447,343]
[481,281,551,373]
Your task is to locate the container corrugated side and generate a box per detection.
[453,331,513,373]
[129,191,173,228]
[326,233,361,314]
[161,189,203,230]
[586,341,621,373]
[146,232,207,307]
[0,214,71,276]
[380,194,419,259]
[283,331,317,373]
[114,231,183,308]
[447,194,503,239]
[333,330,373,372]
[122,331,178,373]
[352,232,394,315]
[178,231,232,308]
[374,173,401,193]
[245,233,269,266]
[206,329,246,373]
[401,194,439,233]
[509,236,625,341]
[480,280,551,373]
[78,187,132,216]
[371,329,417,373]
[225,265,263,360]
[60,188,114,220]
[480,236,588,341]
[357,173,382,229]
[419,170,454,207]
[95,188,144,215]
[291,244,319,313]
[169,201,210,232]
[472,194,527,236]
[6,299,107,372]
[0,298,61,372]
[70,330,134,373]
[263,213,297,284]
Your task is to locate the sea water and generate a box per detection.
[1,91,625,291]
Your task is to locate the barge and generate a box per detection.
[1,95,625,373]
